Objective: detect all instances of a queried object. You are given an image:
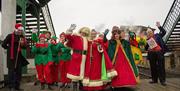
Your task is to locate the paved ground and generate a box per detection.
[1,78,180,91]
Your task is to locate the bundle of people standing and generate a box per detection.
[1,21,167,91]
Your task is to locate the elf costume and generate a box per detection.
[31,34,54,89]
[59,32,71,86]
[49,36,71,83]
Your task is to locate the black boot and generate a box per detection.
[59,83,65,88]
[40,83,45,90]
[72,82,78,91]
[48,84,54,90]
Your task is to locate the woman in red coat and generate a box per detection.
[82,30,117,91]
[108,26,137,90]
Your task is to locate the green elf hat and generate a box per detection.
[129,31,135,39]
[51,36,57,40]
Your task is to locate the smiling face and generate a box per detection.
[80,32,87,37]
[114,32,120,40]
[90,30,97,40]
[120,31,126,39]
[40,37,46,43]
[60,34,66,42]
[45,32,51,39]
[146,28,154,39]
[51,39,56,44]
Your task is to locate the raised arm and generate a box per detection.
[156,21,166,37]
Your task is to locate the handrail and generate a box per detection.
[41,5,56,36]
[163,0,180,43]
[162,0,177,27]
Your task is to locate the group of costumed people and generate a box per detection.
[30,24,146,91]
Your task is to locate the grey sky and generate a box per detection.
[49,0,173,36]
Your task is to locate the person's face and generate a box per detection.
[139,31,145,38]
[120,31,126,39]
[146,29,154,38]
[45,33,51,39]
[40,37,46,43]
[17,30,23,35]
[51,39,56,44]
[114,33,120,40]
[60,35,65,42]
[15,27,24,35]
[99,34,104,39]
[80,32,86,37]
[91,31,97,39]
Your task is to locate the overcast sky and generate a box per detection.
[49,0,173,35]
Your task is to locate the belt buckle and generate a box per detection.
[82,50,87,55]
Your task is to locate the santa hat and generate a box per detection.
[15,23,24,31]
[39,34,46,39]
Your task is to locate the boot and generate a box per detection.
[40,83,45,90]
[59,83,65,88]
[72,82,78,91]
[9,88,15,91]
[48,84,53,90]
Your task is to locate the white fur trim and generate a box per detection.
[107,70,118,78]
[83,80,104,87]
[97,45,104,53]
[79,36,88,79]
[66,36,88,81]
[67,73,83,81]
[82,78,90,85]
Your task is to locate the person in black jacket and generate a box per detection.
[1,24,29,91]
[146,22,168,86]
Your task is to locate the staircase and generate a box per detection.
[16,5,55,58]
[163,0,180,51]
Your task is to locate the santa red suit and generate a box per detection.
[65,27,90,81]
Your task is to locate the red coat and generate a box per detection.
[83,39,117,90]
[66,34,88,81]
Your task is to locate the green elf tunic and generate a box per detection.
[49,43,71,64]
[31,43,53,65]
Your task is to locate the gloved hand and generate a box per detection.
[66,24,76,34]
[69,24,76,31]
[31,28,38,33]
[104,29,109,36]
[103,29,109,42]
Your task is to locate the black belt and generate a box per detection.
[73,49,87,55]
